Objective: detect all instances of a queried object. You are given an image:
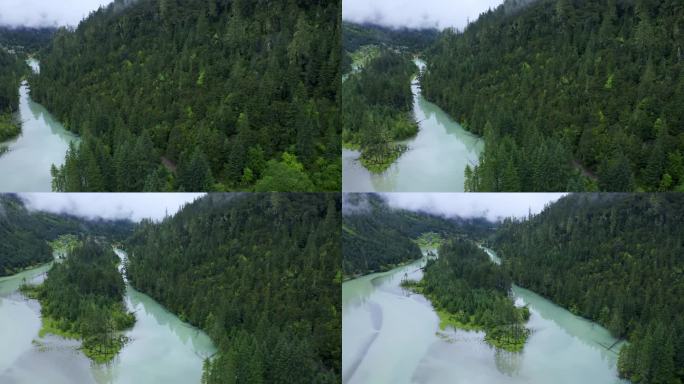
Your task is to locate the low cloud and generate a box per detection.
[19,193,204,222]
[342,193,372,215]
[343,0,505,30]
[381,193,566,221]
[0,0,114,28]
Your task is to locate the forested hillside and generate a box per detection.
[408,239,530,352]
[422,0,684,191]
[32,0,340,192]
[342,49,417,172]
[0,27,56,53]
[342,193,492,276]
[125,193,340,383]
[343,22,439,53]
[25,240,135,363]
[0,194,133,276]
[492,194,684,382]
[0,47,24,142]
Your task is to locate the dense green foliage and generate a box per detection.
[0,47,24,142]
[27,240,135,363]
[125,193,340,383]
[411,239,529,352]
[423,0,684,191]
[0,194,133,276]
[32,0,340,191]
[0,27,56,53]
[493,193,684,382]
[343,22,439,54]
[342,193,492,276]
[342,49,418,172]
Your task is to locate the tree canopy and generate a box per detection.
[412,239,530,352]
[342,193,493,276]
[0,194,133,276]
[0,46,25,142]
[342,48,418,172]
[26,239,135,363]
[32,0,340,191]
[423,0,684,191]
[125,193,341,383]
[343,22,439,54]
[493,193,684,382]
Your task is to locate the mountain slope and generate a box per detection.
[423,0,684,191]
[0,27,56,53]
[492,193,684,382]
[32,0,340,192]
[342,22,439,54]
[0,194,133,276]
[126,193,341,383]
[342,193,493,276]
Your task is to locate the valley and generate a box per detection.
[0,59,79,192]
[0,193,341,383]
[342,193,683,383]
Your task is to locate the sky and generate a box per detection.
[0,0,114,28]
[343,0,505,30]
[19,193,204,222]
[381,193,566,221]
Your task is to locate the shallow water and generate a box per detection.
[343,59,484,192]
[342,247,627,384]
[0,250,216,384]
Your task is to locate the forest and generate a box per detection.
[422,0,684,191]
[0,26,56,53]
[342,47,417,172]
[0,47,25,142]
[493,193,684,382]
[22,240,135,363]
[125,193,340,383]
[342,193,492,276]
[31,0,340,192]
[405,239,530,352]
[342,22,439,55]
[0,194,132,276]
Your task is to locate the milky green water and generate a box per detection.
[343,59,484,192]
[0,249,216,384]
[0,59,79,192]
[342,247,627,384]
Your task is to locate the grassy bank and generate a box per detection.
[402,278,530,352]
[23,283,133,364]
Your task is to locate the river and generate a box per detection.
[342,247,627,384]
[342,59,484,192]
[0,58,79,192]
[0,249,216,384]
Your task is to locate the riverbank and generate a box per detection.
[342,58,484,192]
[342,46,419,174]
[401,279,530,353]
[343,244,626,383]
[0,113,20,143]
[343,255,423,282]
[0,58,79,192]
[0,260,52,279]
[1,248,216,383]
[19,242,137,365]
